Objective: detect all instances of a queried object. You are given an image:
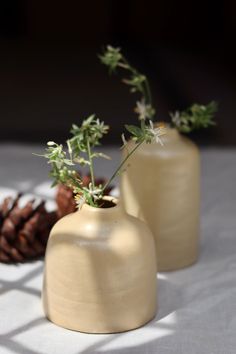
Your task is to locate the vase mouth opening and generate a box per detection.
[153,122,180,140]
[96,196,118,209]
[83,196,120,212]
[153,121,178,132]
[153,121,171,129]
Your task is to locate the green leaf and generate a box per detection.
[91,152,111,160]
[99,45,122,73]
[125,125,142,137]
[64,159,75,166]
[51,179,58,188]
[82,114,95,127]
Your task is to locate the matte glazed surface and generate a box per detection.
[42,198,157,333]
[120,128,200,271]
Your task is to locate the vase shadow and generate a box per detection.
[74,278,184,354]
[154,276,184,322]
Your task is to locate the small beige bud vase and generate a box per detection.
[120,126,200,271]
[42,197,157,333]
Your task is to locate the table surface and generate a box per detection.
[0,144,236,354]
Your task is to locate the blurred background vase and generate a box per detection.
[120,126,200,271]
[42,197,157,333]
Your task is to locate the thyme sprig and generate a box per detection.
[68,115,109,190]
[170,101,217,133]
[100,45,217,133]
[37,115,109,208]
[99,45,155,122]
[37,114,165,208]
[99,45,166,174]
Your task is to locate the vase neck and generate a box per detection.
[78,197,124,221]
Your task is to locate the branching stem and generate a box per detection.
[118,57,152,106]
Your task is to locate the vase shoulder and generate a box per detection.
[129,127,199,159]
[47,206,155,254]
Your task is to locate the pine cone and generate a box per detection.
[0,195,58,263]
[56,174,114,218]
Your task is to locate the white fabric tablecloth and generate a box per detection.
[0,144,236,354]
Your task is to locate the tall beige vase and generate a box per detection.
[120,127,200,271]
[42,197,157,333]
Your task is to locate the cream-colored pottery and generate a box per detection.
[120,127,200,271]
[42,197,157,333]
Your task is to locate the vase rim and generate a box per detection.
[153,121,178,132]
[82,196,120,214]
[152,122,180,141]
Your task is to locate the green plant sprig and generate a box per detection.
[37,115,109,208]
[170,101,218,133]
[100,45,217,134]
[68,115,109,190]
[37,114,165,208]
[99,45,163,163]
[99,45,155,123]
[99,45,166,186]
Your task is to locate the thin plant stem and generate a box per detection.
[86,137,95,190]
[117,62,129,70]
[144,78,152,105]
[118,57,151,105]
[67,174,82,190]
[102,140,144,192]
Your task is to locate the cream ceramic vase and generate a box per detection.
[120,127,200,271]
[42,197,157,333]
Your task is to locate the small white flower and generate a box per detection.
[134,99,148,120]
[134,99,155,120]
[171,111,181,126]
[148,121,166,145]
[75,195,86,210]
[47,141,56,146]
[86,183,103,201]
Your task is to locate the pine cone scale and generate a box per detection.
[1,219,16,240]
[0,195,58,263]
[0,236,12,253]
